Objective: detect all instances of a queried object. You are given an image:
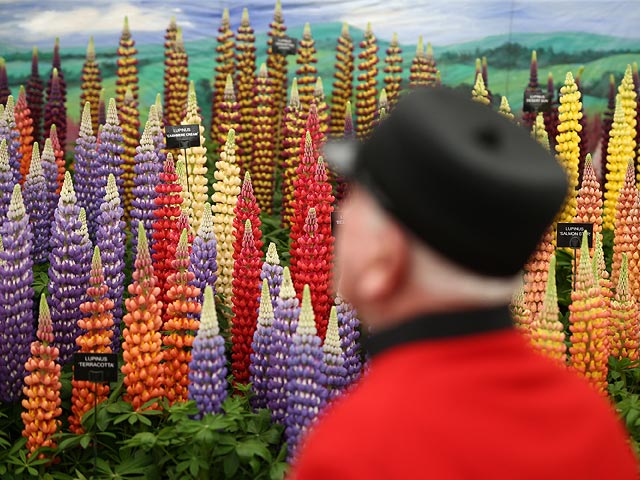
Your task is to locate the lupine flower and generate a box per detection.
[49,124,65,193]
[544,72,559,150]
[251,64,278,213]
[122,224,165,410]
[26,47,44,145]
[313,78,329,141]
[0,95,23,184]
[510,281,533,335]
[610,254,640,361]
[175,158,194,232]
[0,140,13,218]
[285,284,328,460]
[74,102,101,239]
[355,23,379,139]
[23,143,49,263]
[211,129,241,304]
[471,73,491,106]
[498,96,515,120]
[555,72,583,224]
[97,98,125,200]
[280,82,305,227]
[574,70,590,185]
[116,17,139,109]
[295,23,318,114]
[210,8,235,142]
[80,37,103,134]
[409,36,431,88]
[40,138,59,225]
[152,154,183,308]
[69,247,114,434]
[335,294,362,387]
[0,58,8,105]
[522,220,555,319]
[231,219,262,385]
[235,8,257,172]
[267,267,300,424]
[163,28,189,127]
[264,1,288,151]
[569,232,609,395]
[131,120,161,254]
[530,255,567,364]
[250,279,276,409]
[0,185,34,403]
[44,69,66,158]
[21,296,62,458]
[261,242,283,310]
[323,306,347,402]
[233,172,263,254]
[600,74,616,187]
[147,103,166,165]
[331,23,355,136]
[522,51,539,130]
[46,38,67,102]
[120,87,140,220]
[532,112,551,151]
[214,74,241,149]
[163,229,201,405]
[617,65,637,161]
[179,83,208,232]
[335,101,354,202]
[381,32,402,112]
[15,86,34,182]
[611,161,638,287]
[48,174,92,364]
[190,202,218,302]
[288,129,318,253]
[575,153,603,250]
[162,17,178,123]
[96,174,126,350]
[188,285,227,417]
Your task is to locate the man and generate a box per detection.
[290,88,637,478]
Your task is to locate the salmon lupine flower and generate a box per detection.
[295,23,318,114]
[285,285,328,461]
[530,255,567,364]
[611,160,638,287]
[80,37,102,134]
[266,0,288,154]
[211,10,236,143]
[231,220,262,386]
[15,86,34,182]
[49,125,65,193]
[163,27,189,127]
[188,285,227,417]
[355,23,379,139]
[190,202,218,302]
[250,279,276,409]
[522,223,555,319]
[211,129,241,305]
[0,185,34,402]
[121,224,164,410]
[261,242,284,310]
[26,47,44,145]
[179,83,208,232]
[331,23,355,136]
[323,306,347,402]
[610,255,640,361]
[555,71,583,224]
[335,294,362,387]
[569,232,609,395]
[267,267,300,424]
[510,281,533,335]
[23,143,49,263]
[21,296,62,458]
[69,247,114,434]
[1,96,23,184]
[592,234,613,353]
[163,229,201,404]
[235,8,257,172]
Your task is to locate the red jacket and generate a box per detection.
[290,306,637,479]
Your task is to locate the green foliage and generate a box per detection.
[609,357,640,456]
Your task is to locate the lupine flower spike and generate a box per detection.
[323,306,347,401]
[80,37,102,133]
[15,86,35,182]
[330,23,355,137]
[295,23,318,114]
[383,32,402,110]
[163,27,189,126]
[74,102,100,238]
[188,285,228,417]
[611,161,637,287]
[610,254,640,361]
[250,279,276,409]
[210,8,236,143]
[355,23,379,139]
[0,140,13,218]
[266,0,289,153]
[26,47,44,145]
[261,242,284,310]
[335,294,362,387]
[23,143,49,263]
[190,202,218,302]
[510,281,533,335]
[235,8,257,173]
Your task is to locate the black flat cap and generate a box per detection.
[325,87,568,277]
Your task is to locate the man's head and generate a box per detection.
[329,88,568,329]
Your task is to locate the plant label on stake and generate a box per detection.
[272,36,297,55]
[73,353,119,382]
[523,88,552,113]
[556,223,593,248]
[165,124,201,194]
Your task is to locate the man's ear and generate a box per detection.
[357,220,409,302]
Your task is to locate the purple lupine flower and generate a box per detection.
[322,306,347,401]
[96,98,125,201]
[48,173,92,364]
[131,120,161,254]
[0,96,23,185]
[250,279,275,410]
[285,285,328,461]
[147,103,166,166]
[335,294,362,387]
[74,103,100,240]
[0,139,13,219]
[96,173,126,350]
[22,143,49,263]
[40,138,60,233]
[266,267,300,424]
[0,185,34,402]
[260,242,284,310]
[190,202,217,303]
[188,285,228,418]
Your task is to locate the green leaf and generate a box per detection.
[237,439,272,462]
[223,453,240,478]
[79,434,91,449]
[269,462,289,480]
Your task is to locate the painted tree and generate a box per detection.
[0,186,34,403]
[15,86,34,183]
[330,23,355,137]
[26,47,44,145]
[266,0,288,153]
[163,28,189,127]
[383,32,402,111]
[295,23,318,114]
[210,8,235,142]
[80,37,102,134]
[355,23,379,139]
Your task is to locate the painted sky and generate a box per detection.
[1,0,640,49]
